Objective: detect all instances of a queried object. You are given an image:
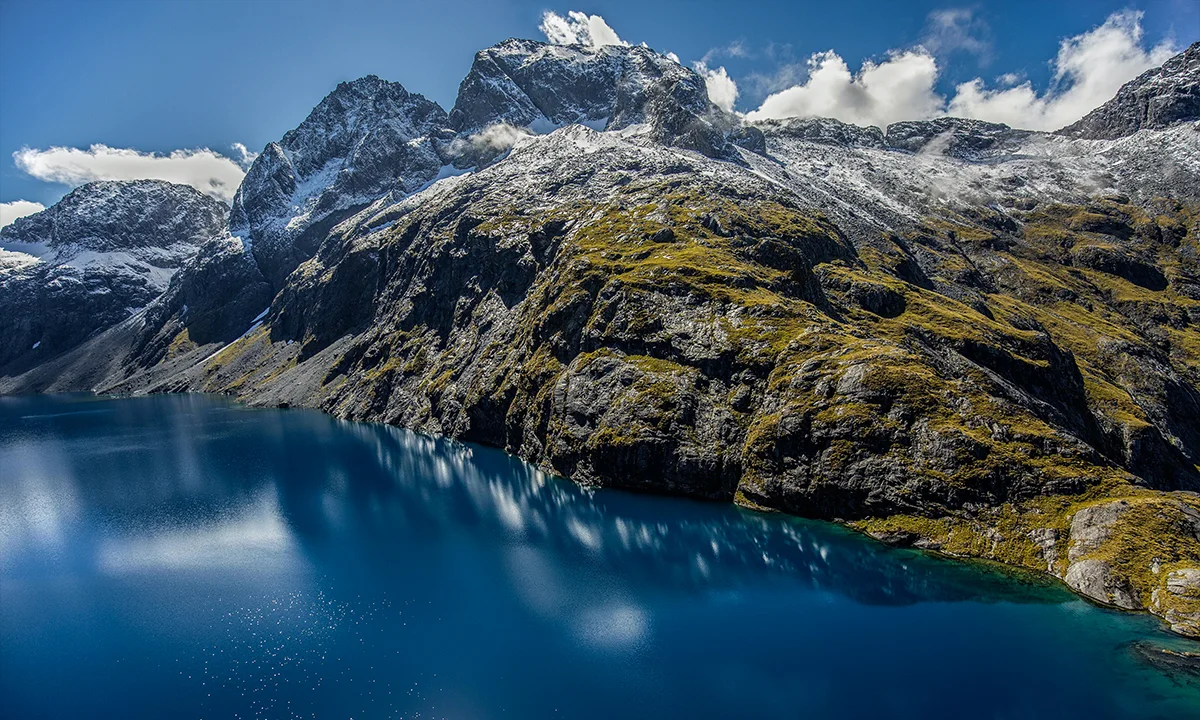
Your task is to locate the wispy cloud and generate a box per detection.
[922,7,993,62]
[230,142,259,169]
[747,11,1176,130]
[701,40,749,65]
[0,200,45,229]
[539,10,626,47]
[13,144,247,202]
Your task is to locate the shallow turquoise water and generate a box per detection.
[0,393,1197,719]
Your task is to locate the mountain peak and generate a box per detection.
[1,179,225,254]
[449,37,760,158]
[1057,41,1200,139]
[229,74,454,288]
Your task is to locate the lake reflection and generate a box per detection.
[1,394,1197,719]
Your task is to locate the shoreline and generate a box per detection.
[29,387,1200,643]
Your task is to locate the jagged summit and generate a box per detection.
[1,179,224,256]
[1058,41,1200,139]
[450,37,763,158]
[230,74,455,287]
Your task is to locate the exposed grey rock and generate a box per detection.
[1064,558,1139,609]
[449,38,761,159]
[1058,41,1200,140]
[0,180,225,371]
[884,118,1034,160]
[1151,568,1200,637]
[230,75,455,288]
[1067,500,1131,561]
[1029,527,1059,572]
[751,117,886,149]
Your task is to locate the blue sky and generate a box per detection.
[1,0,1196,216]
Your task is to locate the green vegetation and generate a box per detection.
[191,180,1200,633]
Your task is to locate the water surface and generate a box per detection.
[1,394,1197,719]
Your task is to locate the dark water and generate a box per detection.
[1,394,1197,719]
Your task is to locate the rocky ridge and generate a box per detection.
[3,39,1200,637]
[0,180,226,371]
[1060,41,1200,140]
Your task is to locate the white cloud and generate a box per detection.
[230,142,258,169]
[947,10,1176,130]
[701,40,749,65]
[693,61,740,113]
[747,49,943,128]
[0,200,46,229]
[539,11,627,48]
[450,122,533,156]
[13,144,247,203]
[747,11,1177,131]
[923,8,992,60]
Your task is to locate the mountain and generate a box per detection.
[450,38,763,158]
[3,40,1200,637]
[1059,41,1200,139]
[0,180,226,371]
[230,75,457,288]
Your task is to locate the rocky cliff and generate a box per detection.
[3,39,1200,637]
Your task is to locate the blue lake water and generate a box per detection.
[1,393,1197,719]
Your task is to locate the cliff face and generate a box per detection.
[3,40,1200,636]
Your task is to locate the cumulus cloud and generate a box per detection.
[539,11,627,48]
[747,10,1176,131]
[13,144,247,202]
[0,200,46,229]
[747,49,943,128]
[947,10,1176,130]
[693,61,740,112]
[230,142,259,169]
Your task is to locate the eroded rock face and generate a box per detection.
[230,75,455,288]
[751,117,886,149]
[0,180,226,370]
[449,38,761,159]
[1058,41,1200,140]
[1154,568,1200,637]
[1063,501,1139,608]
[884,118,1033,160]
[1058,497,1200,628]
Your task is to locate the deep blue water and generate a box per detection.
[0,394,1197,719]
